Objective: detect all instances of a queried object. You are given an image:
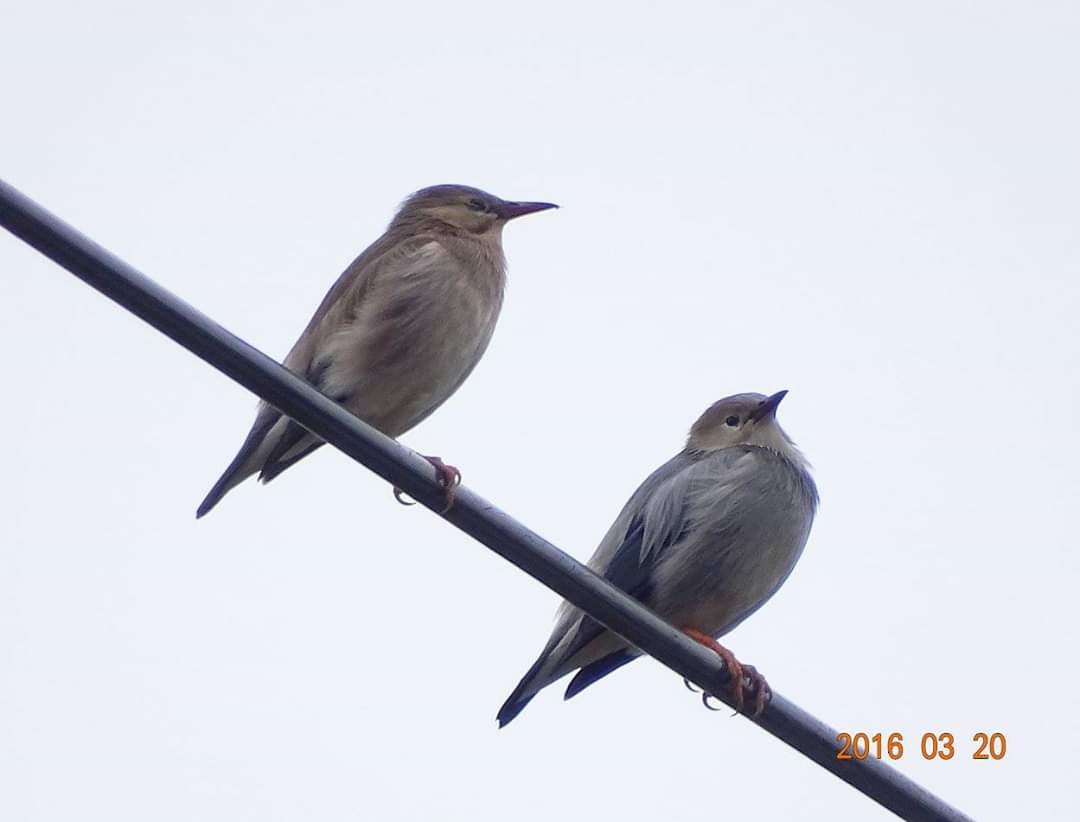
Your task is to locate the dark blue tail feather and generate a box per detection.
[563,651,638,701]
[496,690,538,728]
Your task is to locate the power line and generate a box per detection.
[1,178,972,821]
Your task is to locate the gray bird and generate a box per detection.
[197,184,557,518]
[497,391,817,726]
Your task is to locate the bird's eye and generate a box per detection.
[725,415,740,427]
[467,198,487,212]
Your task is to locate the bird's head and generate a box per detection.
[686,391,804,460]
[393,184,557,235]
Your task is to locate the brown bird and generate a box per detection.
[196,184,557,518]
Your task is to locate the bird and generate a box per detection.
[196,184,557,518]
[497,390,818,726]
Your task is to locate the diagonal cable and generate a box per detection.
[0,178,971,821]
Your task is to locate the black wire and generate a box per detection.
[1,178,973,822]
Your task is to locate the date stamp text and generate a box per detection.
[835,732,1006,761]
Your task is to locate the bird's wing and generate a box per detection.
[281,234,454,379]
[496,449,757,725]
[561,450,761,662]
[278,230,402,375]
[586,448,759,599]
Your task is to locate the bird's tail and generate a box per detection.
[562,650,637,700]
[497,614,618,727]
[496,651,552,728]
[196,459,255,519]
[196,410,279,518]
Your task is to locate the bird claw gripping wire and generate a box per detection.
[702,692,731,713]
[393,487,417,506]
[393,455,462,512]
[740,664,772,718]
[680,638,772,718]
[683,678,731,714]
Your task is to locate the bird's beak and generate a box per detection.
[498,201,559,220]
[749,390,788,422]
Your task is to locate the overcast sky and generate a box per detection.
[3,2,1078,820]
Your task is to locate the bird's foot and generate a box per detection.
[740,663,771,718]
[392,486,416,506]
[392,455,462,513]
[681,676,726,713]
[682,628,770,718]
[424,455,462,512]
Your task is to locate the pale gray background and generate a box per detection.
[3,1,1078,819]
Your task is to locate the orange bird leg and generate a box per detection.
[682,627,771,717]
[393,455,462,513]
